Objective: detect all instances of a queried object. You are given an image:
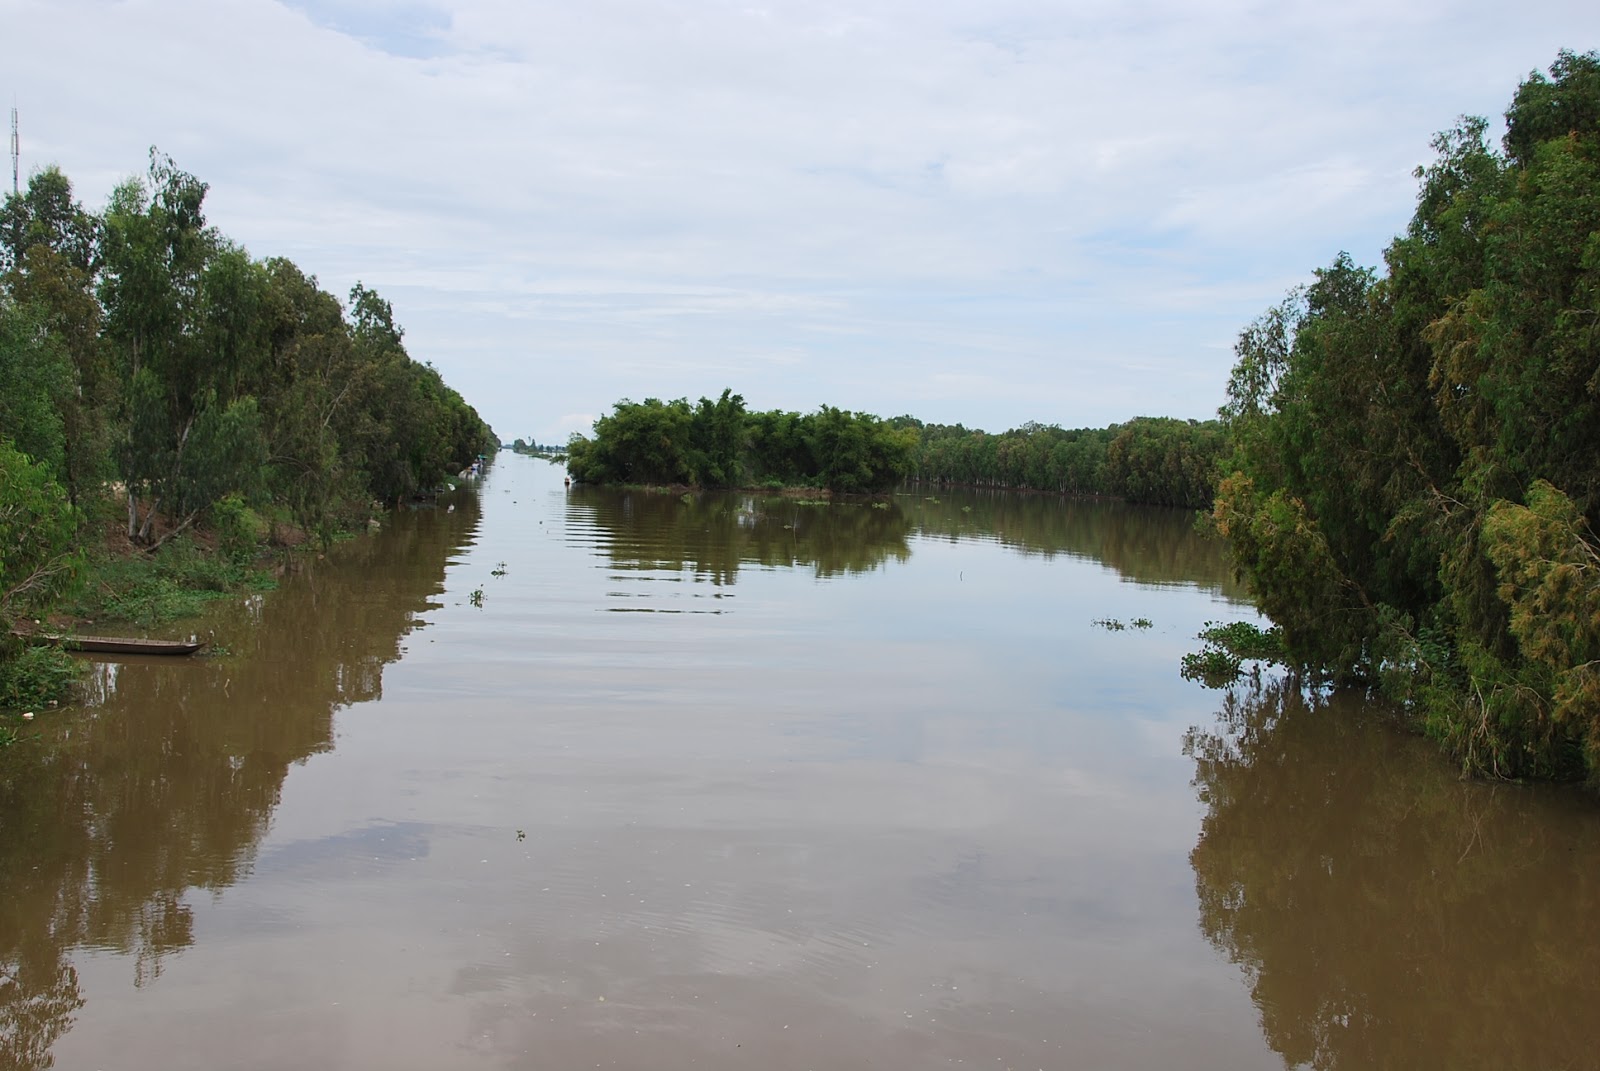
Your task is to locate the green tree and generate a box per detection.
[689,388,747,487]
[0,302,71,477]
[1,170,112,507]
[0,440,81,625]
[0,164,100,277]
[100,150,220,540]
[1211,50,1600,780]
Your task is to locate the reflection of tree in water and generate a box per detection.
[566,489,913,582]
[905,487,1245,597]
[566,485,1243,596]
[0,495,480,1070]
[1186,679,1600,1071]
[0,955,81,1071]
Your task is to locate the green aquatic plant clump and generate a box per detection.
[1181,621,1286,688]
[1093,617,1154,632]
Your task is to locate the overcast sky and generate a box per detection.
[5,1,1598,443]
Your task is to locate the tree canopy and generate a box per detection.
[1213,50,1600,781]
[567,391,919,494]
[0,150,496,638]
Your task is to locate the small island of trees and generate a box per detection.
[567,391,1227,509]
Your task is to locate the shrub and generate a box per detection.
[0,643,80,709]
[212,492,268,561]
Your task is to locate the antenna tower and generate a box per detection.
[8,106,17,196]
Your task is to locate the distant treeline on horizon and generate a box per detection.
[565,390,1225,510]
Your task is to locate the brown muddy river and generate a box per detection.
[3,454,1598,1070]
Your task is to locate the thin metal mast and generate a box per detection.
[9,106,17,196]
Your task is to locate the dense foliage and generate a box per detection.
[0,150,495,659]
[569,393,1226,508]
[567,391,920,493]
[909,416,1225,509]
[1,152,495,541]
[0,441,81,622]
[1214,51,1600,781]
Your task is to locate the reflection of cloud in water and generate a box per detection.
[13,462,1271,1070]
[254,822,432,880]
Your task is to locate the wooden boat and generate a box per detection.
[13,631,206,656]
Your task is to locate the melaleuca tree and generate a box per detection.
[1,169,111,507]
[100,150,222,540]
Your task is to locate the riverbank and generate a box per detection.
[1,499,334,715]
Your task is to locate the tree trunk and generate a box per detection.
[137,497,160,543]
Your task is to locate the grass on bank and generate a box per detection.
[2,497,299,715]
[68,535,277,628]
[0,644,81,720]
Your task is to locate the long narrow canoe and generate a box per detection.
[13,631,206,656]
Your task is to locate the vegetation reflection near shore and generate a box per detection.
[0,495,477,1071]
[562,481,1245,597]
[1186,678,1600,1070]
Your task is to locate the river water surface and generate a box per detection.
[3,455,1598,1070]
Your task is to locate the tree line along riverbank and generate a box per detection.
[0,150,496,711]
[565,392,1226,509]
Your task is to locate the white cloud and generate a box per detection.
[5,0,1598,441]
